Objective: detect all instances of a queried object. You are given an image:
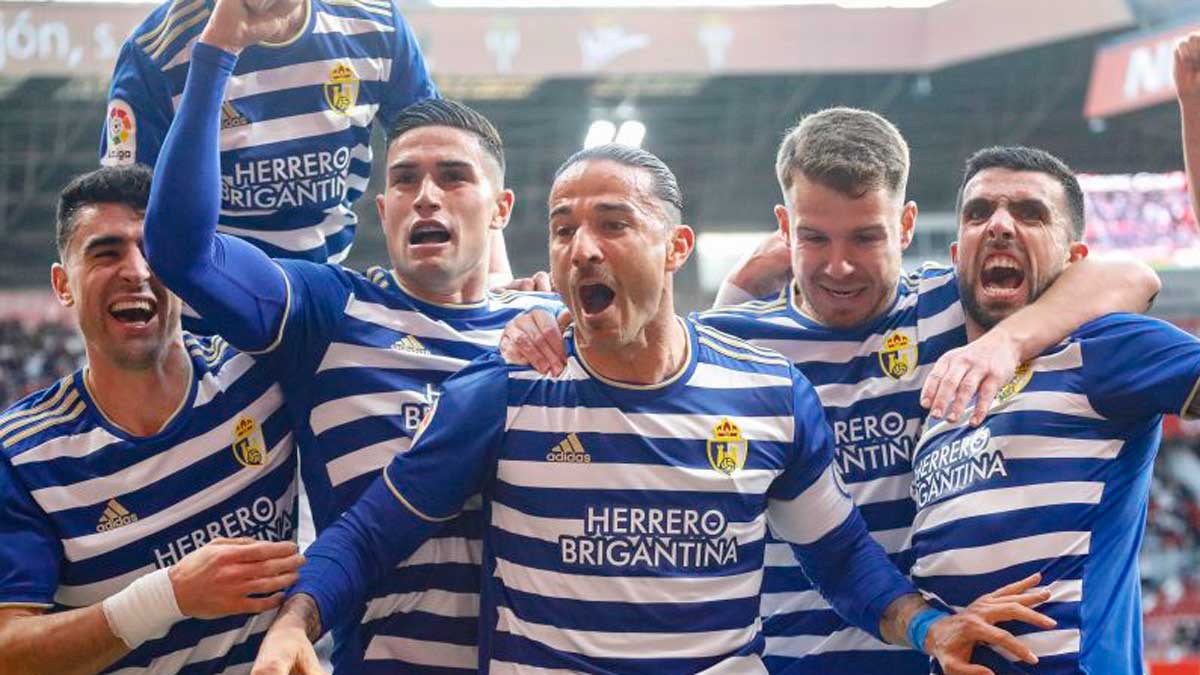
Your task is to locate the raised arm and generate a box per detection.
[1177,32,1200,229]
[923,257,1161,424]
[712,230,792,307]
[143,0,302,351]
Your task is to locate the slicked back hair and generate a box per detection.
[775,107,910,200]
[955,146,1085,242]
[56,164,152,257]
[387,99,506,180]
[554,144,683,224]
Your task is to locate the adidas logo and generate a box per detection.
[96,499,139,532]
[546,433,591,463]
[391,335,429,355]
[221,101,250,129]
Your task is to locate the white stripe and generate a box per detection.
[916,298,966,343]
[313,10,395,36]
[310,386,428,436]
[765,625,903,657]
[173,57,390,107]
[105,609,276,675]
[55,564,155,607]
[30,388,285,513]
[816,365,931,409]
[217,211,350,253]
[342,295,503,346]
[364,635,476,667]
[326,437,410,487]
[509,359,590,382]
[60,435,293,561]
[488,661,584,675]
[361,588,479,623]
[760,589,820,616]
[845,472,913,505]
[495,605,757,660]
[494,557,761,604]
[398,534,480,568]
[767,466,853,545]
[506,406,794,442]
[491,500,764,545]
[938,578,1084,611]
[923,390,1106,439]
[219,106,377,152]
[686,362,793,390]
[315,340,468,376]
[912,530,1091,579]
[912,481,1104,535]
[1018,628,1081,658]
[10,426,123,465]
[497,460,780,495]
[193,352,258,408]
[997,435,1123,461]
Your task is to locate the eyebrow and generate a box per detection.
[389,160,474,172]
[963,196,1050,213]
[81,235,129,254]
[548,201,636,220]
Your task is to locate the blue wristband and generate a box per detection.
[907,608,950,654]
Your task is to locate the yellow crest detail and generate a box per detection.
[232,416,267,468]
[995,363,1033,404]
[324,63,359,115]
[878,330,918,380]
[707,418,748,475]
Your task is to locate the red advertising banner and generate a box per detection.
[1085,21,1200,119]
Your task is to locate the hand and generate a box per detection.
[925,573,1055,675]
[499,309,572,375]
[724,230,792,300]
[496,271,553,293]
[920,326,1021,426]
[251,603,327,675]
[199,0,304,54]
[1176,32,1200,108]
[169,537,303,619]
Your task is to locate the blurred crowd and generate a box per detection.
[1084,178,1200,264]
[0,319,85,408]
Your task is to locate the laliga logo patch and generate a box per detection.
[878,330,918,380]
[707,418,748,476]
[104,99,136,164]
[324,63,359,115]
[232,416,267,468]
[995,363,1033,404]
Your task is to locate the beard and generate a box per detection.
[956,265,1060,332]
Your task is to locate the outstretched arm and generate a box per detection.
[923,257,1160,424]
[143,0,305,351]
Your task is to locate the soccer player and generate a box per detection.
[101,0,436,267]
[0,165,304,675]
[1176,31,1200,228]
[140,21,561,675]
[907,146,1200,674]
[502,108,1160,675]
[250,145,1056,675]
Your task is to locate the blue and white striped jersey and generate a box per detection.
[0,335,296,675]
[698,264,965,675]
[909,313,1200,675]
[265,260,562,675]
[370,318,914,675]
[102,0,436,264]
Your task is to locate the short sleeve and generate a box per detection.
[769,369,838,501]
[1081,313,1200,420]
[101,39,174,167]
[381,353,509,521]
[379,7,438,126]
[0,457,61,607]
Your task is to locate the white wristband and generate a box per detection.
[101,567,186,649]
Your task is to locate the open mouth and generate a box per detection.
[578,283,615,314]
[821,285,863,299]
[108,298,157,325]
[980,255,1026,294]
[409,222,451,246]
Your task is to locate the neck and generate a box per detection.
[394,268,488,306]
[965,317,986,343]
[578,313,689,386]
[85,340,191,437]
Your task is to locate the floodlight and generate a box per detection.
[584,120,616,148]
[614,120,646,148]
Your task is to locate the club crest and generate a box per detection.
[879,330,918,380]
[324,63,360,115]
[995,363,1034,404]
[707,418,748,476]
[232,416,267,468]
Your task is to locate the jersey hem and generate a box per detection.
[245,264,293,356]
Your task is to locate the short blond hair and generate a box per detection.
[775,107,910,200]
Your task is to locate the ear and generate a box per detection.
[774,204,791,245]
[491,189,515,232]
[899,200,918,251]
[949,241,959,266]
[1067,240,1088,263]
[664,224,695,273]
[375,193,386,227]
[51,262,73,307]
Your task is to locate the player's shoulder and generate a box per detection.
[0,374,89,459]
[183,331,241,370]
[486,289,564,314]
[697,287,790,321]
[692,319,793,375]
[313,0,399,23]
[1071,312,1180,343]
[124,0,212,67]
[901,261,957,294]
